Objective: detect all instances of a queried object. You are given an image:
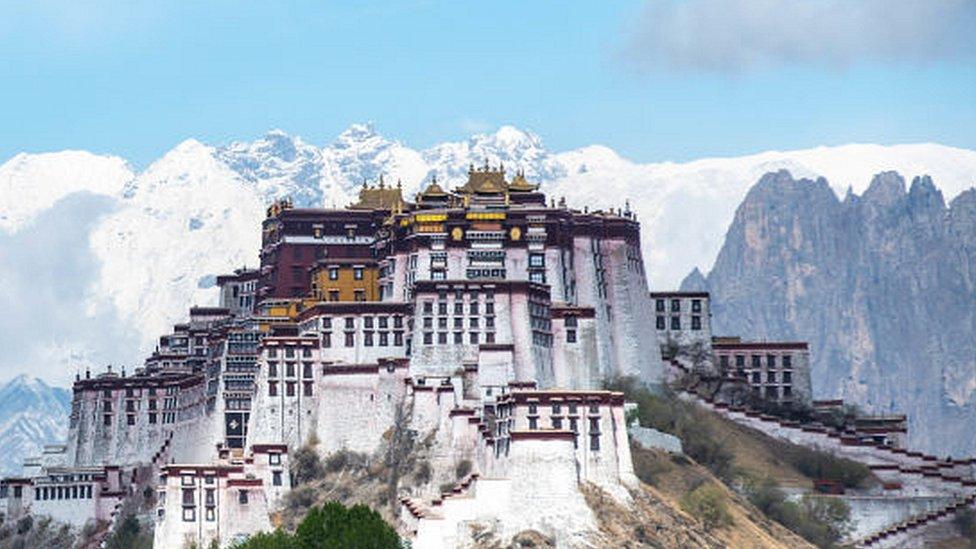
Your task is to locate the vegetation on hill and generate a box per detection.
[609,377,860,548]
[0,515,74,549]
[233,501,401,549]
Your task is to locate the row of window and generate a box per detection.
[424,315,494,329]
[34,484,94,501]
[268,380,314,397]
[719,353,795,369]
[527,402,600,415]
[103,411,175,426]
[423,301,494,315]
[422,331,495,345]
[321,330,405,348]
[266,347,313,359]
[654,298,704,313]
[755,385,794,399]
[467,268,506,279]
[325,266,366,280]
[746,371,794,384]
[267,362,314,379]
[655,315,703,331]
[321,315,406,331]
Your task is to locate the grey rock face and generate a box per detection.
[703,170,976,457]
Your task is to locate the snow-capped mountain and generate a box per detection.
[3,125,976,367]
[0,375,72,475]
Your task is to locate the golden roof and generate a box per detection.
[458,161,508,195]
[508,169,538,192]
[349,176,406,210]
[419,175,448,198]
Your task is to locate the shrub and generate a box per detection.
[291,446,325,485]
[235,501,400,549]
[679,483,732,531]
[412,461,432,486]
[631,447,672,486]
[455,459,472,480]
[105,514,153,549]
[785,447,870,489]
[743,476,850,547]
[323,449,368,474]
[14,517,31,536]
[233,530,299,549]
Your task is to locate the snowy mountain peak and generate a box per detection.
[4,373,48,392]
[0,375,71,475]
[170,138,211,155]
[333,122,385,149]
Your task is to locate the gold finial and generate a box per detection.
[397,178,402,189]
[379,174,385,189]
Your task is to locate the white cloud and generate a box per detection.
[623,0,976,72]
[0,192,140,385]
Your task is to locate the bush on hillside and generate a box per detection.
[291,445,326,486]
[631,447,673,486]
[323,449,369,474]
[785,447,870,489]
[743,476,851,548]
[607,377,734,481]
[233,501,401,549]
[679,483,732,531]
[104,514,153,549]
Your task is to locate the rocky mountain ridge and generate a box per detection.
[694,170,976,456]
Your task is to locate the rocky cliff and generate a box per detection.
[693,170,976,457]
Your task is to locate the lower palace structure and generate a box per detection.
[1,165,971,548]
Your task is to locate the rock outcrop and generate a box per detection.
[695,170,976,457]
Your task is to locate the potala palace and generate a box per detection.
[1,165,973,548]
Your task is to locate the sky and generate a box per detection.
[1,0,975,167]
[1,0,976,386]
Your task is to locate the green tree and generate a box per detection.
[234,501,400,549]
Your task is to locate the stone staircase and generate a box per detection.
[679,386,976,545]
[400,473,482,547]
[854,493,976,547]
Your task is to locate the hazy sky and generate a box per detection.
[1,0,974,166]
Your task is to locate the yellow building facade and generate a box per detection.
[309,260,380,302]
